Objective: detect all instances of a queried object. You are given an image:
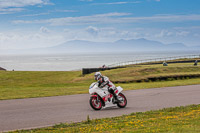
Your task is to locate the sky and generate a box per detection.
[0,0,200,49]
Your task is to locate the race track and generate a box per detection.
[0,85,200,132]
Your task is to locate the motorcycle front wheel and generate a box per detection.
[117,93,127,108]
[90,96,102,110]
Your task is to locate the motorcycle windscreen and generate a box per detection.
[116,86,123,95]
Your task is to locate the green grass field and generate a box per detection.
[0,62,200,100]
[2,60,200,133]
[10,104,200,133]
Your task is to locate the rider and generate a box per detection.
[94,72,119,103]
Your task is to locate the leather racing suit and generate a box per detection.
[97,76,119,102]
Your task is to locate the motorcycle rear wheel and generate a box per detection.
[117,93,127,108]
[90,96,102,110]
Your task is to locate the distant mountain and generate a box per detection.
[1,38,199,55]
[115,38,169,51]
[48,38,190,53]
[165,43,187,50]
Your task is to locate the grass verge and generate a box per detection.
[0,62,200,100]
[10,104,200,133]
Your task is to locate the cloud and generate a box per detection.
[80,26,142,41]
[147,0,160,2]
[155,29,191,38]
[93,12,131,17]
[0,0,51,8]
[176,31,190,37]
[13,12,132,25]
[1,25,200,49]
[122,14,200,22]
[19,12,50,17]
[91,1,141,5]
[0,0,52,14]
[0,29,64,49]
[55,10,77,13]
[13,13,200,26]
[155,30,173,38]
[80,0,93,1]
[173,26,200,30]
[39,26,50,33]
[0,26,144,49]
[86,26,99,36]
[0,7,24,14]
[194,33,200,37]
[18,10,77,17]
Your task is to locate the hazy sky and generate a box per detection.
[0,0,200,49]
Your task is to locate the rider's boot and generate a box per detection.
[113,93,120,103]
[109,88,120,103]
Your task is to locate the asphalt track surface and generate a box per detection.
[1,84,200,132]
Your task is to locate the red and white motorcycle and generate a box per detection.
[89,82,127,110]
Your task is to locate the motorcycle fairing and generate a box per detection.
[89,82,124,102]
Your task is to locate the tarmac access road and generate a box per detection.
[0,85,200,132]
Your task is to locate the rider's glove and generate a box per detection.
[99,84,105,88]
[99,81,109,88]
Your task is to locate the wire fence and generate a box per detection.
[108,54,200,67]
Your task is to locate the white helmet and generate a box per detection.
[94,72,102,81]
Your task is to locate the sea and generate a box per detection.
[0,51,199,71]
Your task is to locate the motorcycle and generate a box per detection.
[89,82,127,110]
